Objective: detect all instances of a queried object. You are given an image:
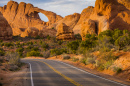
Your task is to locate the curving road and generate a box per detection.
[22,59,128,86]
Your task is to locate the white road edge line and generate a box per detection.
[28,63,34,86]
[54,60,128,86]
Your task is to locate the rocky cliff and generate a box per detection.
[0,0,129,40]
[0,1,63,37]
[73,0,130,39]
[0,12,12,40]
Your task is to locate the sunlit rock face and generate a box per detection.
[74,0,130,40]
[56,23,74,40]
[0,0,129,39]
[0,12,12,40]
[0,1,63,37]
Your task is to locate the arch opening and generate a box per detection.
[38,13,49,22]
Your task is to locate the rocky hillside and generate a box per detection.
[0,0,129,40]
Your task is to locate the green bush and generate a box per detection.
[42,43,49,50]
[113,66,122,74]
[67,41,79,54]
[103,60,114,69]
[52,27,54,29]
[35,35,42,39]
[51,48,67,56]
[58,40,63,45]
[80,34,98,50]
[16,48,24,58]
[26,51,43,57]
[27,41,33,45]
[4,42,14,47]
[16,48,24,52]
[86,57,96,65]
[26,45,34,50]
[113,29,123,41]
[79,57,86,64]
[31,47,40,51]
[47,35,51,40]
[74,34,82,40]
[115,35,130,49]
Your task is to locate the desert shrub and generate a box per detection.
[4,42,14,47]
[6,52,20,65]
[16,48,24,52]
[103,60,114,69]
[51,48,67,56]
[115,35,130,49]
[67,40,79,54]
[27,41,33,45]
[47,35,51,40]
[113,66,122,74]
[80,34,98,50]
[35,35,42,39]
[98,35,115,52]
[42,42,49,50]
[98,64,105,71]
[74,34,82,40]
[86,57,96,65]
[58,40,63,45]
[26,45,34,50]
[113,29,123,42]
[102,52,119,61]
[79,57,86,64]
[0,48,5,56]
[26,51,43,57]
[31,47,40,51]
[52,27,54,29]
[123,45,130,52]
[16,48,24,58]
[62,54,70,60]
[71,57,79,62]
[16,41,20,45]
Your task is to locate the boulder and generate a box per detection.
[21,27,39,37]
[56,23,74,40]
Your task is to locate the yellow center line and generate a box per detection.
[33,60,83,86]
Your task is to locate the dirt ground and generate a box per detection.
[0,64,29,86]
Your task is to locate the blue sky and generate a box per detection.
[0,0,96,21]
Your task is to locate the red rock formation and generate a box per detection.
[0,12,12,40]
[81,19,96,40]
[56,23,74,40]
[117,0,130,10]
[0,1,63,37]
[73,6,94,34]
[21,27,39,37]
[74,0,130,40]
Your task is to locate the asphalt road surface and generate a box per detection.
[22,59,128,86]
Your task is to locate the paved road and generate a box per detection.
[22,59,128,86]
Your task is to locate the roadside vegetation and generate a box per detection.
[0,29,130,75]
